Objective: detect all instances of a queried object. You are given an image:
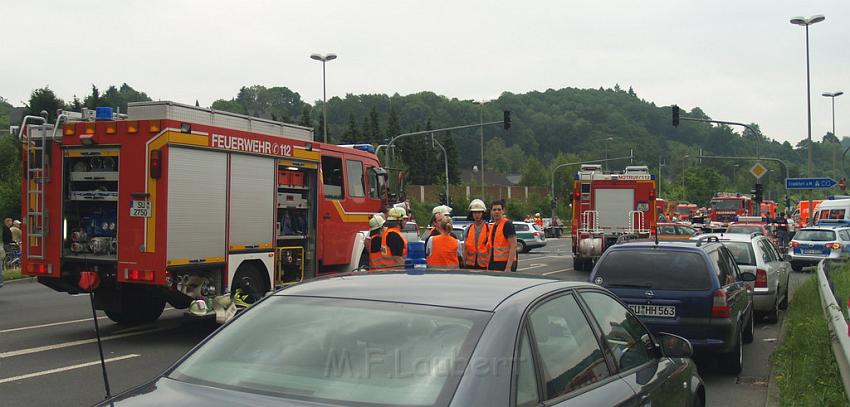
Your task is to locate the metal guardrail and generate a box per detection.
[817,259,850,403]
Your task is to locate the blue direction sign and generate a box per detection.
[785,177,838,189]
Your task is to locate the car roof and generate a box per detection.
[613,241,717,251]
[694,233,759,243]
[799,226,847,231]
[275,271,574,311]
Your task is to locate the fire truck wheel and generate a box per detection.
[231,264,269,305]
[105,286,166,324]
[574,257,587,271]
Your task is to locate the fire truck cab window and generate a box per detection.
[367,167,380,198]
[346,160,365,198]
[581,183,591,193]
[321,156,344,199]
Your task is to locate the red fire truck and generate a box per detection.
[675,203,698,221]
[570,165,657,271]
[17,101,387,323]
[708,192,754,227]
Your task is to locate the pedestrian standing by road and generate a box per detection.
[488,200,518,272]
[11,220,21,245]
[426,216,461,269]
[464,199,490,270]
[3,218,13,256]
[373,207,408,270]
[424,205,452,246]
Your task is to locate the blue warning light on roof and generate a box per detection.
[95,107,113,121]
[339,144,376,154]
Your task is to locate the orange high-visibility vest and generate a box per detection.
[427,233,459,269]
[490,217,514,263]
[372,227,407,270]
[464,222,490,268]
[367,232,384,270]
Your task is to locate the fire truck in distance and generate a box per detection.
[570,165,657,271]
[708,192,754,227]
[16,101,387,324]
[674,203,698,221]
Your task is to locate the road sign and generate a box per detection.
[785,177,837,189]
[750,162,768,179]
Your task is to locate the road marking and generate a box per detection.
[0,354,141,384]
[518,255,558,262]
[0,307,177,334]
[518,264,547,271]
[0,317,109,334]
[543,268,574,276]
[0,326,167,358]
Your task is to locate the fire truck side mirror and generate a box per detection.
[150,149,162,179]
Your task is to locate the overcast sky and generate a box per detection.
[3,0,848,145]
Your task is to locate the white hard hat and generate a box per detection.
[468,199,487,212]
[535,213,541,217]
[369,214,385,231]
[432,205,453,216]
[387,207,407,221]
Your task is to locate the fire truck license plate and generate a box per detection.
[629,304,676,318]
[130,200,151,217]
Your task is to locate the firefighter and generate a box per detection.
[464,199,490,270]
[424,205,452,246]
[367,214,386,270]
[488,199,518,272]
[373,207,408,270]
[426,216,460,269]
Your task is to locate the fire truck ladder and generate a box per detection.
[20,118,64,260]
[627,211,650,235]
[579,210,601,234]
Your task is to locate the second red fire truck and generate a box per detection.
[571,165,657,271]
[17,101,388,324]
[708,192,754,227]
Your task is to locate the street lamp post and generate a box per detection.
[791,15,825,225]
[310,53,337,143]
[682,155,689,202]
[658,156,666,197]
[602,137,614,170]
[824,91,844,178]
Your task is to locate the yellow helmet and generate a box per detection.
[387,207,407,221]
[369,214,385,231]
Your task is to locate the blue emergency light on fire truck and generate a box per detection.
[569,165,657,271]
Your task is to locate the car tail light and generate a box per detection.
[125,269,155,282]
[150,149,162,179]
[790,241,800,248]
[755,269,768,289]
[711,289,729,318]
[827,242,842,250]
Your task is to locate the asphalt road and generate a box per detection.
[0,238,809,406]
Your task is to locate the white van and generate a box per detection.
[813,198,850,226]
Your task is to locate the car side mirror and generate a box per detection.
[740,272,756,282]
[657,332,693,358]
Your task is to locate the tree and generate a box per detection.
[300,106,312,127]
[0,134,21,219]
[27,87,65,122]
[368,106,381,144]
[520,157,547,186]
[823,132,840,144]
[340,114,359,144]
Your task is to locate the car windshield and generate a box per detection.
[723,242,757,266]
[795,229,837,242]
[594,249,712,290]
[169,296,490,406]
[711,200,741,211]
[727,225,763,235]
[657,226,677,235]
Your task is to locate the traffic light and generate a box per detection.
[672,105,680,127]
[503,110,512,130]
[754,183,763,203]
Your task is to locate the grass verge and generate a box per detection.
[773,272,847,406]
[2,267,23,281]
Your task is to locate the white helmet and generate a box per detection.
[468,199,487,212]
[369,214,385,231]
